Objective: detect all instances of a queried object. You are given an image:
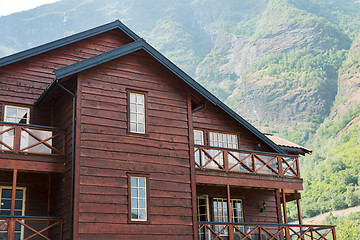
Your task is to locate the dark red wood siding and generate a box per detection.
[76,50,193,239]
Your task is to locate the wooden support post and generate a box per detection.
[8,169,18,240]
[296,191,302,224]
[281,189,290,240]
[226,185,234,239]
[187,91,198,240]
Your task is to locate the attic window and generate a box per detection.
[128,91,147,134]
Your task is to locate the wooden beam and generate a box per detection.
[0,158,65,173]
[296,191,303,224]
[226,185,234,239]
[275,189,283,224]
[187,91,198,240]
[8,169,18,240]
[282,189,288,224]
[196,171,303,190]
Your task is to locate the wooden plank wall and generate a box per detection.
[49,84,75,240]
[77,50,194,239]
[197,185,278,223]
[0,29,135,239]
[192,103,274,152]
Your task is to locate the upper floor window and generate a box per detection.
[209,132,238,149]
[128,92,146,134]
[4,106,30,124]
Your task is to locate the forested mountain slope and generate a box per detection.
[0,0,359,222]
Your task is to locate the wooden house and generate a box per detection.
[0,20,336,240]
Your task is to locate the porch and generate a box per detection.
[0,170,66,240]
[197,222,336,240]
[195,184,336,240]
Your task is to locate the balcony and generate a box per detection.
[0,215,63,240]
[0,122,66,173]
[194,145,300,178]
[198,222,336,240]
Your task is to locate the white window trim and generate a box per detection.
[130,176,147,221]
[129,92,146,134]
[4,106,30,124]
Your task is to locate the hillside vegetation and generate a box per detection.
[0,0,360,237]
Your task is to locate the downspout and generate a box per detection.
[55,79,76,240]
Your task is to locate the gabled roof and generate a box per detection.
[0,20,140,67]
[35,34,286,154]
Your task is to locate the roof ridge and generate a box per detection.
[0,20,140,67]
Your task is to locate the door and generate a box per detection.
[0,187,26,240]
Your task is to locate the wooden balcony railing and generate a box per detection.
[0,122,66,156]
[0,215,63,240]
[198,222,336,240]
[194,145,300,178]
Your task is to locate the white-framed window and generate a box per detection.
[4,106,30,124]
[209,132,238,149]
[193,130,204,166]
[231,199,244,223]
[2,106,30,151]
[193,130,204,145]
[197,195,210,240]
[130,176,147,221]
[0,186,26,240]
[129,92,145,134]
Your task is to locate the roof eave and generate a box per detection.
[0,20,140,67]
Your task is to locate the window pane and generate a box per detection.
[1,199,11,209]
[137,124,145,134]
[131,209,138,219]
[131,188,138,198]
[131,177,138,187]
[15,200,22,210]
[130,123,137,132]
[138,178,145,188]
[2,189,11,198]
[139,199,146,209]
[131,198,138,208]
[137,94,144,104]
[139,188,145,198]
[15,190,23,199]
[139,210,146,220]
[6,108,16,118]
[130,93,136,103]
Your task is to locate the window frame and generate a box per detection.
[127,89,148,135]
[127,173,150,223]
[3,105,30,124]
[193,129,240,149]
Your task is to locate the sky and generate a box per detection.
[0,0,59,16]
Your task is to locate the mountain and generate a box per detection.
[1,0,360,224]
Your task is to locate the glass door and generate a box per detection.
[0,187,26,240]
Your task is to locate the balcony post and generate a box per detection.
[14,126,21,153]
[224,150,229,171]
[8,169,18,240]
[226,185,234,239]
[277,157,283,177]
[332,226,337,240]
[281,189,290,240]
